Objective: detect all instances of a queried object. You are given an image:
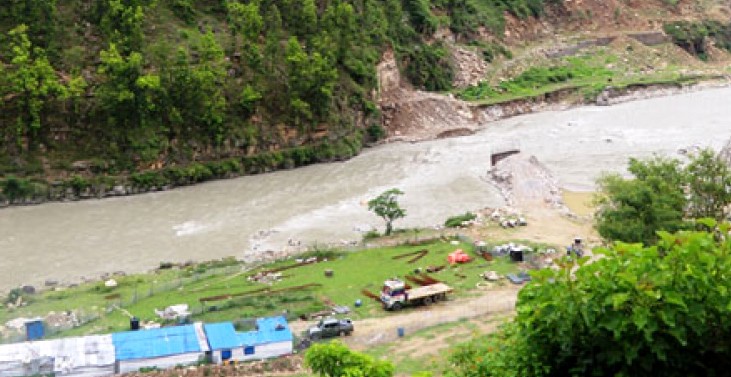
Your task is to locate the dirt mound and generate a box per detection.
[377,49,481,141]
[488,154,565,211]
[451,45,490,88]
[380,89,480,142]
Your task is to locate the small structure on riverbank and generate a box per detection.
[112,323,209,374]
[0,334,115,377]
[204,316,293,364]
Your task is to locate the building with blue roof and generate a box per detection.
[203,316,292,364]
[111,323,209,373]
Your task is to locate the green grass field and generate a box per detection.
[0,236,530,340]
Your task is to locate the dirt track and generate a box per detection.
[290,284,520,350]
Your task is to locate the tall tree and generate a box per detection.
[99,0,148,53]
[684,148,731,220]
[227,0,263,51]
[192,31,228,144]
[595,156,687,245]
[96,44,163,162]
[367,188,407,236]
[1,0,58,51]
[4,25,79,151]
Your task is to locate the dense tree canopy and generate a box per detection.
[0,0,566,199]
[595,150,731,245]
[449,222,731,377]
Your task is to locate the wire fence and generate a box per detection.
[1,233,482,344]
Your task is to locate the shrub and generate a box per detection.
[444,212,477,227]
[449,223,731,377]
[363,230,381,240]
[69,175,90,195]
[404,42,454,91]
[0,176,33,202]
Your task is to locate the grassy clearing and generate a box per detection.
[1,237,533,340]
[365,316,513,376]
[458,45,720,106]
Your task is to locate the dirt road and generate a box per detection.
[290,284,521,350]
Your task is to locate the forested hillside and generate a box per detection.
[0,0,564,199]
[0,0,729,202]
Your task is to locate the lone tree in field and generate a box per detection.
[368,188,406,236]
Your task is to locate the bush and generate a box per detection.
[69,175,90,195]
[444,212,477,227]
[664,20,731,60]
[449,223,731,377]
[404,42,454,91]
[0,176,33,202]
[362,230,381,240]
[459,56,611,100]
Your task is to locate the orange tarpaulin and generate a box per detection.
[447,249,472,264]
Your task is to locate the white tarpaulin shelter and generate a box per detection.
[0,334,115,377]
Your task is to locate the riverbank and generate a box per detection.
[2,76,728,209]
[0,235,527,341]
[384,75,731,143]
[2,85,731,295]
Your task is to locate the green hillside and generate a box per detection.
[0,0,563,199]
[1,0,729,203]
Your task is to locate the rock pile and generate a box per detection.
[451,46,489,89]
[488,154,568,212]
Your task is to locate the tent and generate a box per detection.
[447,249,472,264]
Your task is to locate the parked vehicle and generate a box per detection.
[380,278,452,310]
[307,317,354,340]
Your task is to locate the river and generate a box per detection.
[1,87,730,292]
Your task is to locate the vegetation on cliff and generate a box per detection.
[0,0,564,201]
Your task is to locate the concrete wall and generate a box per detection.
[211,342,292,364]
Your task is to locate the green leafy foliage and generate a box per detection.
[684,149,731,220]
[444,212,477,227]
[404,42,454,91]
[448,224,731,377]
[664,20,731,60]
[595,156,687,245]
[0,0,563,185]
[368,188,407,236]
[595,150,731,245]
[459,56,610,100]
[0,176,34,203]
[305,341,395,377]
[4,25,76,151]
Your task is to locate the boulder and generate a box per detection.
[21,285,36,295]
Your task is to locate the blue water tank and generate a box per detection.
[397,327,405,337]
[25,320,44,341]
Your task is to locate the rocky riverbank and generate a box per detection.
[383,76,731,143]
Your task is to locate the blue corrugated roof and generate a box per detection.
[112,325,202,361]
[255,316,293,343]
[204,316,292,350]
[203,322,239,350]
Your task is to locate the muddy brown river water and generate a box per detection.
[1,87,730,292]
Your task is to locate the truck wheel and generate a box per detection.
[433,294,441,303]
[423,297,433,306]
[392,302,402,311]
[339,330,346,337]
